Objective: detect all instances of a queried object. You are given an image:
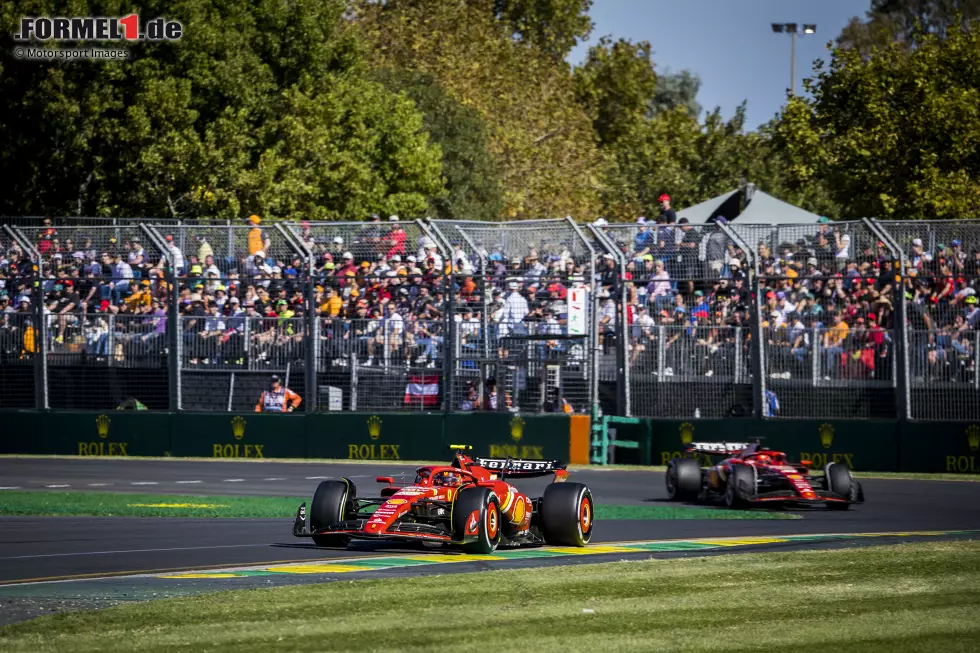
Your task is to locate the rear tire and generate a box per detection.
[724,465,755,509]
[310,479,354,547]
[540,482,594,547]
[666,458,702,501]
[824,463,855,510]
[452,487,501,554]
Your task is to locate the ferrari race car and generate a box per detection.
[292,445,593,553]
[665,440,864,510]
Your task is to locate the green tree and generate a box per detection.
[0,0,445,219]
[573,37,657,146]
[361,0,602,219]
[650,69,702,118]
[493,0,594,60]
[376,70,504,221]
[774,21,980,219]
[838,0,980,54]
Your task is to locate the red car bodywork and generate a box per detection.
[293,450,579,547]
[678,441,863,508]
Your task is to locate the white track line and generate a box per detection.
[87,483,109,487]
[0,486,21,490]
[130,482,158,485]
[46,484,70,488]
[223,479,245,482]
[175,480,202,484]
[305,476,329,480]
[263,477,287,481]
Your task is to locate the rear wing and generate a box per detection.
[684,442,751,456]
[474,457,567,479]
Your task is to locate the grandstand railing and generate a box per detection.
[2,218,978,419]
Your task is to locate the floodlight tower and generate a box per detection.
[771,23,816,96]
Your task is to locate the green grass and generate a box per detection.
[0,490,793,520]
[0,491,307,518]
[2,540,979,652]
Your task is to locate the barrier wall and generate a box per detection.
[0,411,574,463]
[645,419,979,474]
[1,410,977,475]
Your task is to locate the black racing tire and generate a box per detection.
[539,482,594,547]
[666,458,702,501]
[724,464,755,509]
[310,479,354,547]
[452,487,501,554]
[824,462,855,510]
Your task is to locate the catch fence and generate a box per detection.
[1,217,978,421]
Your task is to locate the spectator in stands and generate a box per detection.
[658,194,677,224]
[247,215,270,256]
[255,374,302,412]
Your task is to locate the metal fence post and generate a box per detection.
[719,223,762,419]
[867,219,910,421]
[35,271,49,410]
[443,272,455,413]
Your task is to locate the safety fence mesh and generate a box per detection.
[4,217,979,419]
[604,221,755,419]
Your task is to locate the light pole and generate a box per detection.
[771,23,816,96]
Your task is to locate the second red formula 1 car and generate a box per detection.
[665,440,864,510]
[292,445,593,553]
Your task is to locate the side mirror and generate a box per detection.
[376,476,395,486]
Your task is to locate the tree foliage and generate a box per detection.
[0,0,444,219]
[573,37,656,146]
[650,69,702,118]
[492,0,593,60]
[838,0,980,54]
[775,22,980,219]
[360,0,602,219]
[376,69,504,221]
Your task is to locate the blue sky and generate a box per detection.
[569,0,872,130]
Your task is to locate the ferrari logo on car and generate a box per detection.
[819,423,834,449]
[967,425,980,452]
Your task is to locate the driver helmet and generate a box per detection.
[434,471,462,488]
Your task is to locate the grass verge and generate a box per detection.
[2,540,979,652]
[0,491,791,520]
[0,491,306,518]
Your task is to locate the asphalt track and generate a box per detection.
[2,457,980,586]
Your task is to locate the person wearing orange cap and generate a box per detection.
[658,194,676,224]
[247,215,270,256]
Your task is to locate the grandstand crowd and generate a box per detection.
[1,212,978,387]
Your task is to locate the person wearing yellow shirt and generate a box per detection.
[125,281,153,312]
[320,288,343,317]
[247,215,270,256]
[822,312,849,379]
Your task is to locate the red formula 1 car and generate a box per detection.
[292,445,593,553]
[665,441,864,510]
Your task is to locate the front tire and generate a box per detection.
[310,479,354,547]
[724,465,755,509]
[452,487,501,554]
[666,458,702,501]
[824,462,856,511]
[539,482,594,547]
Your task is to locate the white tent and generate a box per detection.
[735,189,821,225]
[677,189,740,224]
